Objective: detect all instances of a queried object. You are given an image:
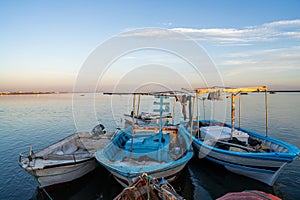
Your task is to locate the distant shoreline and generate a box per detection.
[268,90,300,93]
[0,92,70,95]
[1,90,300,95]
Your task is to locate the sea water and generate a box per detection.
[0,93,299,200]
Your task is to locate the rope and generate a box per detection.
[146,175,150,200]
[40,186,53,200]
[34,175,53,200]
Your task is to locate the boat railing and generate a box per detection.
[19,150,31,164]
[19,148,94,164]
[216,140,256,152]
[19,146,35,164]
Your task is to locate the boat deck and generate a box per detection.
[104,126,188,166]
[191,122,290,153]
[19,132,113,170]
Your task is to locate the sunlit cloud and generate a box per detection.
[120,20,300,46]
[264,19,300,28]
[119,28,175,38]
[220,46,300,60]
[171,19,300,44]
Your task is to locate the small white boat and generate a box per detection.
[183,86,300,186]
[19,125,111,188]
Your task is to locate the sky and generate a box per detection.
[1,0,300,92]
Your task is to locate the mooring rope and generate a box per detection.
[34,175,53,200]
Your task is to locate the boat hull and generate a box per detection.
[193,141,287,186]
[19,130,112,188]
[27,159,98,187]
[95,125,193,187]
[109,162,186,187]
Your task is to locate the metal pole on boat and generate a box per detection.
[190,95,195,137]
[132,94,136,126]
[136,94,141,124]
[239,95,241,128]
[212,100,215,120]
[172,97,176,125]
[231,93,235,139]
[130,94,136,153]
[265,89,268,137]
[159,96,166,143]
[202,97,206,120]
[159,96,163,134]
[196,93,200,138]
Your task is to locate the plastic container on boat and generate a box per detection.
[200,126,249,143]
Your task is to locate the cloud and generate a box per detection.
[118,21,300,89]
[264,19,300,28]
[221,46,300,59]
[160,22,173,26]
[217,46,300,77]
[120,20,300,45]
[119,28,176,38]
[171,19,300,44]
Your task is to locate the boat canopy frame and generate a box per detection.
[182,86,269,137]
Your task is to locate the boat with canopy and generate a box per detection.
[182,86,299,186]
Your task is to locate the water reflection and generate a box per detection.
[188,158,278,199]
[31,166,123,200]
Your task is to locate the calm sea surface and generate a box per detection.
[0,93,299,200]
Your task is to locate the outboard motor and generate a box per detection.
[91,124,106,136]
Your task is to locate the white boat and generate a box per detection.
[19,125,111,188]
[183,86,300,186]
[95,94,193,187]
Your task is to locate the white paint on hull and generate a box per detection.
[198,145,284,167]
[194,142,288,186]
[108,163,186,187]
[225,162,287,186]
[31,159,98,187]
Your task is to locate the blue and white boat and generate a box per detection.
[183,86,300,186]
[95,95,193,187]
